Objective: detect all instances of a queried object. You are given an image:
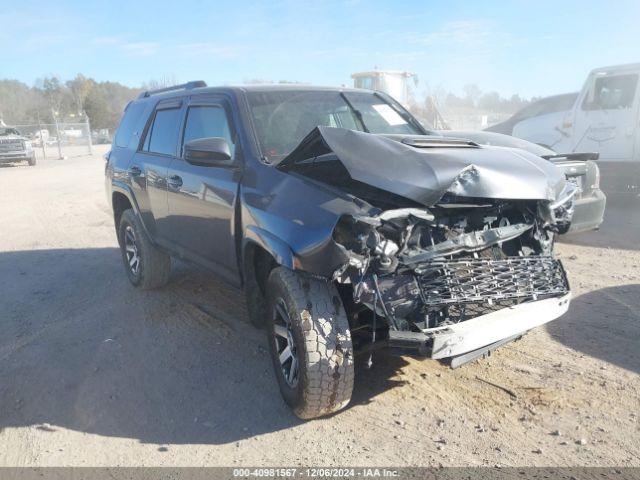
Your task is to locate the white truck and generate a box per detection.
[495,63,640,198]
[547,63,640,163]
[495,63,640,161]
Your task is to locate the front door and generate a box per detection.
[165,97,241,284]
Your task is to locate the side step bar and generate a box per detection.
[449,334,522,369]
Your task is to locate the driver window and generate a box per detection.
[182,105,235,159]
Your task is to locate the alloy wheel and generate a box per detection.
[272,298,299,388]
[124,225,141,276]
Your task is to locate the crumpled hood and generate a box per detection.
[278,126,567,206]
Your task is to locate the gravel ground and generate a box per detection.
[0,148,638,467]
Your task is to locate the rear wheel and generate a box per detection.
[118,209,171,289]
[266,267,354,419]
[27,155,36,166]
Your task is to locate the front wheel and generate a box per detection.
[266,267,354,419]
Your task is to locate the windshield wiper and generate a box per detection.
[373,92,427,134]
[340,92,370,133]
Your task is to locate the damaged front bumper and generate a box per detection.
[377,255,571,364]
[388,292,571,361]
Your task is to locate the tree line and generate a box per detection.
[1,74,540,132]
[0,74,143,131]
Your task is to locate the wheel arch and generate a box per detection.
[241,228,295,328]
[110,182,152,245]
[242,226,296,275]
[112,191,132,232]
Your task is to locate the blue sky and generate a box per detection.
[1,0,639,98]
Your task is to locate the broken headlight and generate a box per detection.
[539,182,577,233]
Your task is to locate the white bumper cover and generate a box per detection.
[430,293,572,359]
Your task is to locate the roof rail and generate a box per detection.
[138,80,207,99]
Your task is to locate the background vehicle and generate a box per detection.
[555,63,640,201]
[0,127,36,166]
[489,63,640,200]
[92,129,112,144]
[485,92,578,149]
[106,82,576,419]
[351,70,417,105]
[554,63,640,162]
[437,130,606,233]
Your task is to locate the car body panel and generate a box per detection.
[511,110,570,149]
[485,92,578,142]
[437,130,606,233]
[280,126,567,205]
[557,63,640,162]
[430,293,571,359]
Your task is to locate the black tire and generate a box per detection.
[266,267,354,419]
[27,155,36,166]
[118,209,171,289]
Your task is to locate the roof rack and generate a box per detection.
[138,80,207,99]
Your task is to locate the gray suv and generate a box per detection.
[106,81,576,419]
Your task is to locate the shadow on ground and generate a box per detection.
[0,248,405,446]
[546,284,640,374]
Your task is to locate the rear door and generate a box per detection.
[131,98,185,241]
[165,96,242,284]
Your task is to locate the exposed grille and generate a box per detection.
[0,139,24,152]
[416,256,569,306]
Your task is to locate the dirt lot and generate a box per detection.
[0,148,639,467]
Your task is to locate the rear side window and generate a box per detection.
[182,105,235,158]
[142,107,182,156]
[114,102,145,148]
[582,74,639,111]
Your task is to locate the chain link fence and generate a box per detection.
[8,120,105,160]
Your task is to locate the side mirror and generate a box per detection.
[184,137,233,166]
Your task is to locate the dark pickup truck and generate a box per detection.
[106,82,577,419]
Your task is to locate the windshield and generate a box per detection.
[246,90,424,162]
[0,127,20,136]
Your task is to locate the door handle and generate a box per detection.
[168,175,183,189]
[128,165,142,177]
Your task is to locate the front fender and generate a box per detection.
[243,226,296,270]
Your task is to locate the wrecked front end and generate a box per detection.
[278,127,575,366]
[331,197,572,366]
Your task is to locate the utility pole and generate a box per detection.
[52,108,64,160]
[36,111,46,159]
[85,113,93,155]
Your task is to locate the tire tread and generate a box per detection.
[268,267,354,419]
